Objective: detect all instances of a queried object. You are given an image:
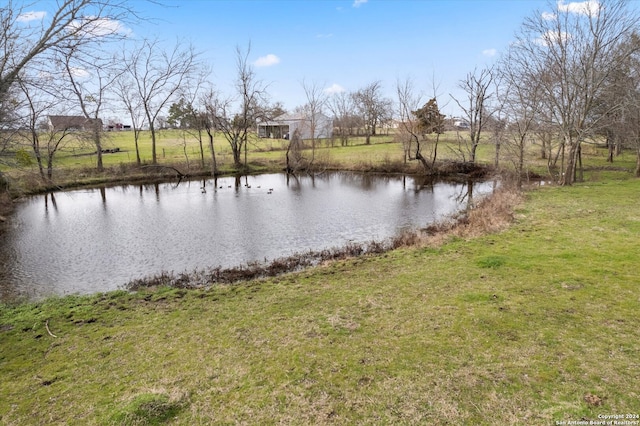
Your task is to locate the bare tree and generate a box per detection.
[0,0,133,101]
[16,77,73,180]
[509,0,639,184]
[0,0,134,187]
[352,80,393,145]
[298,79,328,165]
[451,67,495,164]
[327,92,355,147]
[0,82,21,162]
[395,76,425,168]
[59,48,122,171]
[204,44,269,169]
[114,70,146,164]
[498,52,545,187]
[612,33,640,176]
[122,38,199,165]
[168,67,211,169]
[200,90,218,176]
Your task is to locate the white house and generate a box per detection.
[257,112,332,140]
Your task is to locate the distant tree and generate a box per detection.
[498,47,546,187]
[0,0,132,103]
[0,0,134,186]
[167,98,203,168]
[16,78,73,180]
[59,48,122,172]
[451,67,495,164]
[508,0,639,184]
[200,89,219,176]
[395,76,425,168]
[413,98,445,135]
[168,98,195,129]
[413,97,446,168]
[172,68,211,168]
[327,92,356,146]
[299,79,328,166]
[351,81,393,144]
[269,101,286,119]
[204,44,269,168]
[0,83,21,166]
[396,76,446,171]
[285,128,304,173]
[121,38,199,165]
[614,33,640,176]
[114,70,146,164]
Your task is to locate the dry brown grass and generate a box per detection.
[451,184,524,238]
[391,185,524,249]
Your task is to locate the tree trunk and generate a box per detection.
[518,134,526,189]
[94,127,104,172]
[198,129,205,169]
[134,129,142,165]
[244,137,248,167]
[208,133,217,176]
[576,145,583,182]
[47,156,54,180]
[32,132,45,180]
[561,140,580,186]
[150,122,157,164]
[470,141,479,164]
[285,139,292,173]
[232,139,242,167]
[431,133,440,168]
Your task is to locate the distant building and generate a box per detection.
[452,118,470,130]
[257,112,332,140]
[47,115,103,132]
[105,121,124,131]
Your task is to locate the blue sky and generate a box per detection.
[18,0,576,117]
[125,0,558,116]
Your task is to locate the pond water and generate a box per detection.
[0,172,494,302]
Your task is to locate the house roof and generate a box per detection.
[48,115,102,130]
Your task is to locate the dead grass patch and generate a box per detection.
[393,185,524,248]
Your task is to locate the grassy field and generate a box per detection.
[4,129,548,194]
[1,163,639,424]
[6,125,635,199]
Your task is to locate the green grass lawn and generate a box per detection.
[1,172,639,424]
[4,129,495,179]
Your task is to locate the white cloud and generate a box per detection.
[324,83,345,94]
[542,11,557,20]
[535,30,571,46]
[482,48,497,57]
[316,33,334,39]
[17,11,46,22]
[557,0,600,16]
[70,67,90,78]
[68,17,131,37]
[254,54,280,67]
[353,0,368,8]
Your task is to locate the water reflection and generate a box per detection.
[0,172,494,302]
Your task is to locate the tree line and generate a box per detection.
[2,0,640,188]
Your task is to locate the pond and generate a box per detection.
[0,172,495,302]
